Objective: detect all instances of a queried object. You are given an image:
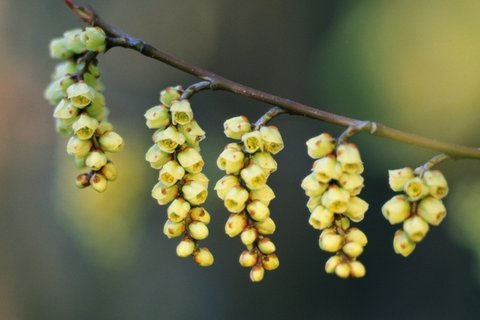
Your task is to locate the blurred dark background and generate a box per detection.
[1,0,480,319]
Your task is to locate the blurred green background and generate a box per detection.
[1,0,480,319]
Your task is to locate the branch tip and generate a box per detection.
[64,0,75,10]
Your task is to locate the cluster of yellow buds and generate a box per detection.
[301,133,369,278]
[383,167,448,257]
[145,86,213,267]
[215,116,283,282]
[45,27,124,192]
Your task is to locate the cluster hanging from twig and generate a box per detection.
[43,1,478,282]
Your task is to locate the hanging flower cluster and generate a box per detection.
[215,116,283,282]
[145,87,214,267]
[383,168,448,257]
[45,27,124,192]
[301,133,369,278]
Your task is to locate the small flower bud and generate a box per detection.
[342,242,364,258]
[217,146,245,174]
[66,136,92,157]
[75,173,90,188]
[404,177,428,201]
[262,254,280,271]
[72,113,99,140]
[153,126,186,153]
[86,94,106,121]
[96,121,113,135]
[319,228,344,252]
[393,230,416,257]
[176,238,196,257]
[242,131,264,153]
[74,157,86,169]
[388,167,415,192]
[403,216,429,242]
[338,173,364,196]
[55,119,74,135]
[145,144,172,169]
[178,120,206,145]
[336,143,364,174]
[44,77,73,105]
[325,255,343,274]
[214,175,241,200]
[100,162,118,181]
[80,27,106,52]
[170,100,193,125]
[163,219,185,239]
[240,227,258,246]
[188,221,209,240]
[49,38,73,60]
[345,227,368,247]
[345,196,369,222]
[52,60,77,79]
[177,147,204,174]
[85,150,108,171]
[321,185,350,213]
[306,133,336,159]
[306,196,323,212]
[247,200,270,222]
[90,173,107,193]
[259,126,284,154]
[224,116,251,139]
[255,217,276,235]
[312,156,340,183]
[258,238,276,254]
[189,207,211,224]
[183,173,209,188]
[87,63,101,77]
[423,170,449,199]
[301,173,328,197]
[160,86,183,107]
[249,185,276,206]
[382,195,411,224]
[417,196,447,226]
[182,181,208,206]
[167,198,191,222]
[67,82,95,108]
[239,250,258,267]
[240,164,267,190]
[84,74,105,95]
[250,265,265,282]
[152,182,179,205]
[335,216,351,230]
[53,99,78,120]
[98,131,124,153]
[193,247,214,267]
[309,206,334,230]
[225,214,248,237]
[64,29,86,54]
[349,261,366,278]
[335,263,351,279]
[250,151,277,175]
[144,105,171,129]
[224,186,249,213]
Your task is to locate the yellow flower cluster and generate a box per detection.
[145,86,213,267]
[302,133,369,278]
[383,168,448,257]
[45,27,124,192]
[215,116,283,282]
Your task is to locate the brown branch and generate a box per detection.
[66,1,480,160]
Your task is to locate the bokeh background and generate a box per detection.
[1,0,480,319]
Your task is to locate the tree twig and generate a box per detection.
[65,1,480,160]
